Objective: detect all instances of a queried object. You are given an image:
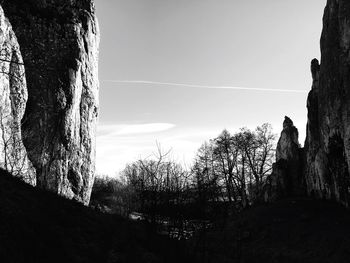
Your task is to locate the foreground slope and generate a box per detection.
[4,165,350,263]
[0,169,190,263]
[191,199,350,263]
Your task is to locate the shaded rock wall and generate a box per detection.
[2,0,100,204]
[304,0,350,206]
[266,117,304,201]
[0,6,36,185]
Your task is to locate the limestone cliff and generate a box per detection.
[2,0,100,205]
[304,0,350,206]
[266,117,304,201]
[0,6,36,185]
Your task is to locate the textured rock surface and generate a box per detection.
[0,6,36,185]
[304,0,350,206]
[266,117,304,200]
[276,117,301,163]
[2,0,100,204]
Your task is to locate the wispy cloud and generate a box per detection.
[98,123,176,137]
[103,80,308,93]
[96,125,218,176]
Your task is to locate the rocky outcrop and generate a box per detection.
[276,117,301,164]
[0,6,36,185]
[2,0,100,205]
[304,0,350,206]
[266,117,304,201]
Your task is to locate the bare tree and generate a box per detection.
[191,124,276,211]
[238,124,276,202]
[121,143,195,236]
[192,142,221,203]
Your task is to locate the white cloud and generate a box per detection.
[95,124,219,177]
[98,123,176,137]
[96,122,177,176]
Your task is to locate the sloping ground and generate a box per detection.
[4,167,350,263]
[190,199,350,263]
[0,169,191,263]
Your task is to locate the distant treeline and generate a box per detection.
[90,123,276,234]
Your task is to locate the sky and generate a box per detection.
[94,0,326,177]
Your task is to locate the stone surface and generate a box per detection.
[0,6,36,185]
[266,117,304,201]
[276,117,300,162]
[304,0,350,206]
[2,0,100,205]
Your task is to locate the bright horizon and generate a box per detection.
[95,0,326,177]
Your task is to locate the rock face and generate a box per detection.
[304,0,350,206]
[266,117,304,200]
[2,0,100,205]
[0,6,36,185]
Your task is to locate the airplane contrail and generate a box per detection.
[103,80,308,94]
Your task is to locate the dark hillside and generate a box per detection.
[191,199,350,263]
[0,169,190,263]
[4,166,350,263]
